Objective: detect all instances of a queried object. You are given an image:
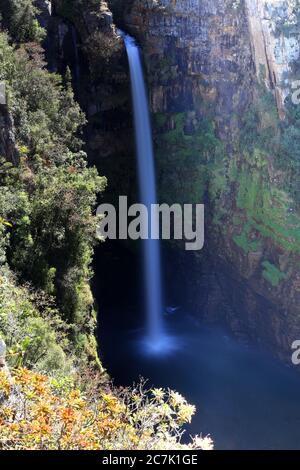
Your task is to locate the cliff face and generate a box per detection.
[47,1,300,362]
[117,0,300,361]
[124,0,254,142]
[246,0,300,118]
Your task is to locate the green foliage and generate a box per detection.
[82,30,122,70]
[233,222,261,254]
[261,261,287,287]
[0,0,46,43]
[155,112,224,205]
[230,82,300,256]
[0,31,106,361]
[0,36,86,158]
[234,164,300,254]
[0,267,71,374]
[108,0,135,24]
[239,84,300,204]
[56,0,122,80]
[277,101,300,203]
[0,157,106,326]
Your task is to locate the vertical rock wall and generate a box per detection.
[246,0,300,118]
[119,0,300,362]
[124,0,254,141]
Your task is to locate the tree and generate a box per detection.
[0,0,46,43]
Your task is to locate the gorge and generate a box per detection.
[1,0,300,451]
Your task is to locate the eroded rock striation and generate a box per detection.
[246,0,300,118]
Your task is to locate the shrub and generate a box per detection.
[0,0,46,43]
[0,268,72,374]
[0,368,213,450]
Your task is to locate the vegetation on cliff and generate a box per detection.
[0,0,45,43]
[154,72,300,293]
[0,28,106,365]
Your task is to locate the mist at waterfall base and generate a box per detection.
[123,32,176,355]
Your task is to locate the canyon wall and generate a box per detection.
[47,1,300,362]
[124,0,254,141]
[119,0,300,361]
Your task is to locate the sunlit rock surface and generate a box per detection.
[246,0,300,117]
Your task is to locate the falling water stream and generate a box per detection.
[122,32,169,352]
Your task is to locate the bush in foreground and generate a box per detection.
[0,368,213,450]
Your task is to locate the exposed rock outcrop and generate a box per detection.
[246,0,300,118]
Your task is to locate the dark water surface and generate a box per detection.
[99,309,300,450]
[95,242,300,450]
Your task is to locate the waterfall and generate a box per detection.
[46,1,52,16]
[122,33,165,350]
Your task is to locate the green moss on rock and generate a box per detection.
[262,261,287,287]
